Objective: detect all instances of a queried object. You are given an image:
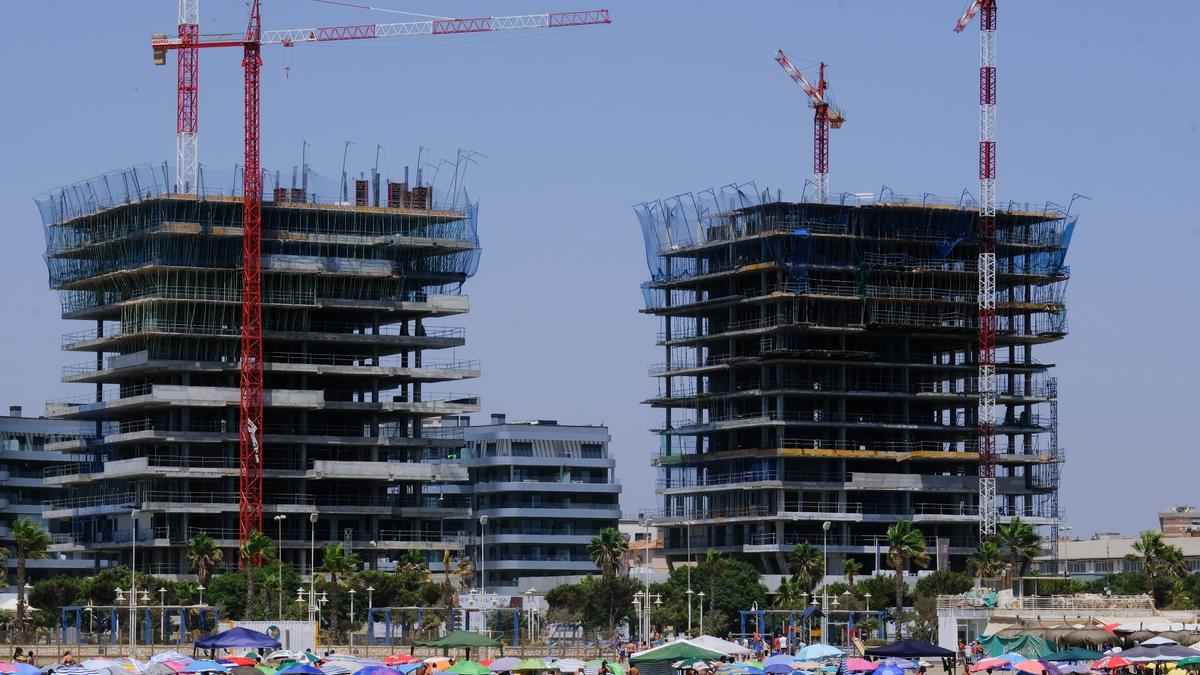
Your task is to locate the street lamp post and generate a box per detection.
[309,512,319,623]
[864,593,872,639]
[821,520,830,644]
[197,584,205,607]
[159,587,167,644]
[274,514,287,621]
[349,588,357,653]
[686,521,692,635]
[479,515,489,595]
[130,508,140,655]
[697,591,705,634]
[366,585,375,657]
[638,513,651,645]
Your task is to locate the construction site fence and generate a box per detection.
[34,152,484,228]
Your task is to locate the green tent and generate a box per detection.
[1044,647,1103,662]
[978,635,1055,659]
[412,630,502,648]
[630,642,724,665]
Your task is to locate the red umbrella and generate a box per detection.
[1013,661,1050,675]
[222,659,258,667]
[1092,657,1131,670]
[384,656,419,666]
[970,659,1012,672]
[1103,624,1122,633]
[844,660,875,672]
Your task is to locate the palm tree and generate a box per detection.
[320,543,360,633]
[968,540,1006,580]
[12,518,50,621]
[995,517,1041,585]
[843,558,863,587]
[187,532,223,587]
[774,578,805,609]
[588,527,629,577]
[239,530,275,615]
[1132,530,1188,599]
[788,542,824,593]
[886,520,929,638]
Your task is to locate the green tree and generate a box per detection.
[857,574,900,609]
[0,546,8,588]
[319,542,360,633]
[843,558,863,587]
[886,520,929,637]
[914,569,973,599]
[29,576,86,626]
[1131,530,1189,602]
[546,574,639,636]
[968,540,1006,580]
[187,532,224,587]
[588,527,629,577]
[694,551,767,636]
[12,518,51,622]
[774,578,806,609]
[995,517,1041,584]
[788,542,824,593]
[239,530,275,616]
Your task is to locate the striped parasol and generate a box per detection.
[54,667,101,675]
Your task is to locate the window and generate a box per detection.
[1093,560,1112,574]
[1067,561,1088,575]
[581,442,604,458]
[512,441,533,457]
[1124,559,1144,573]
[485,442,497,457]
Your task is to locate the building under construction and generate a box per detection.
[636,186,1073,574]
[34,159,482,577]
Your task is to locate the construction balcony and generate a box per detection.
[44,384,479,420]
[644,379,1056,408]
[652,409,1051,436]
[49,525,469,555]
[645,501,1060,527]
[43,420,464,454]
[61,322,467,352]
[652,442,1063,468]
[41,455,469,487]
[654,471,1045,496]
[42,491,472,521]
[62,290,470,322]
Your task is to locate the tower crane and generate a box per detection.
[954,0,998,538]
[150,2,612,553]
[774,50,845,203]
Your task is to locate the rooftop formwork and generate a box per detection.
[34,155,484,577]
[635,185,1074,575]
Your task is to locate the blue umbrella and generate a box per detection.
[183,663,230,674]
[875,667,904,675]
[279,669,323,675]
[53,668,100,675]
[764,658,795,669]
[764,666,794,674]
[14,665,41,675]
[797,646,844,661]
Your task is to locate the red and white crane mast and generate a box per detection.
[775,50,845,204]
[955,0,998,538]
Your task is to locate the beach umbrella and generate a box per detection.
[713,666,753,675]
[14,665,40,675]
[762,666,793,674]
[993,655,1027,666]
[1011,661,1059,675]
[55,667,101,675]
[83,663,123,672]
[874,666,904,675]
[183,664,230,674]
[230,667,264,675]
[0,665,18,674]
[581,662,623,675]
[448,663,491,675]
[1053,667,1091,675]
[511,661,546,673]
[382,659,417,668]
[222,662,257,669]
[842,660,874,673]
[488,660,521,674]
[354,668,400,675]
[969,658,1011,672]
[1177,657,1200,668]
[551,661,585,674]
[321,667,352,675]
[796,647,843,662]
[277,669,321,675]
[39,666,64,675]
[1092,657,1131,670]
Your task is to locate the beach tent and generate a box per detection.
[865,640,956,662]
[1043,648,1103,662]
[197,628,282,652]
[688,637,752,657]
[631,642,724,665]
[978,635,1055,659]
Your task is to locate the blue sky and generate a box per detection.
[1,1,1197,539]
